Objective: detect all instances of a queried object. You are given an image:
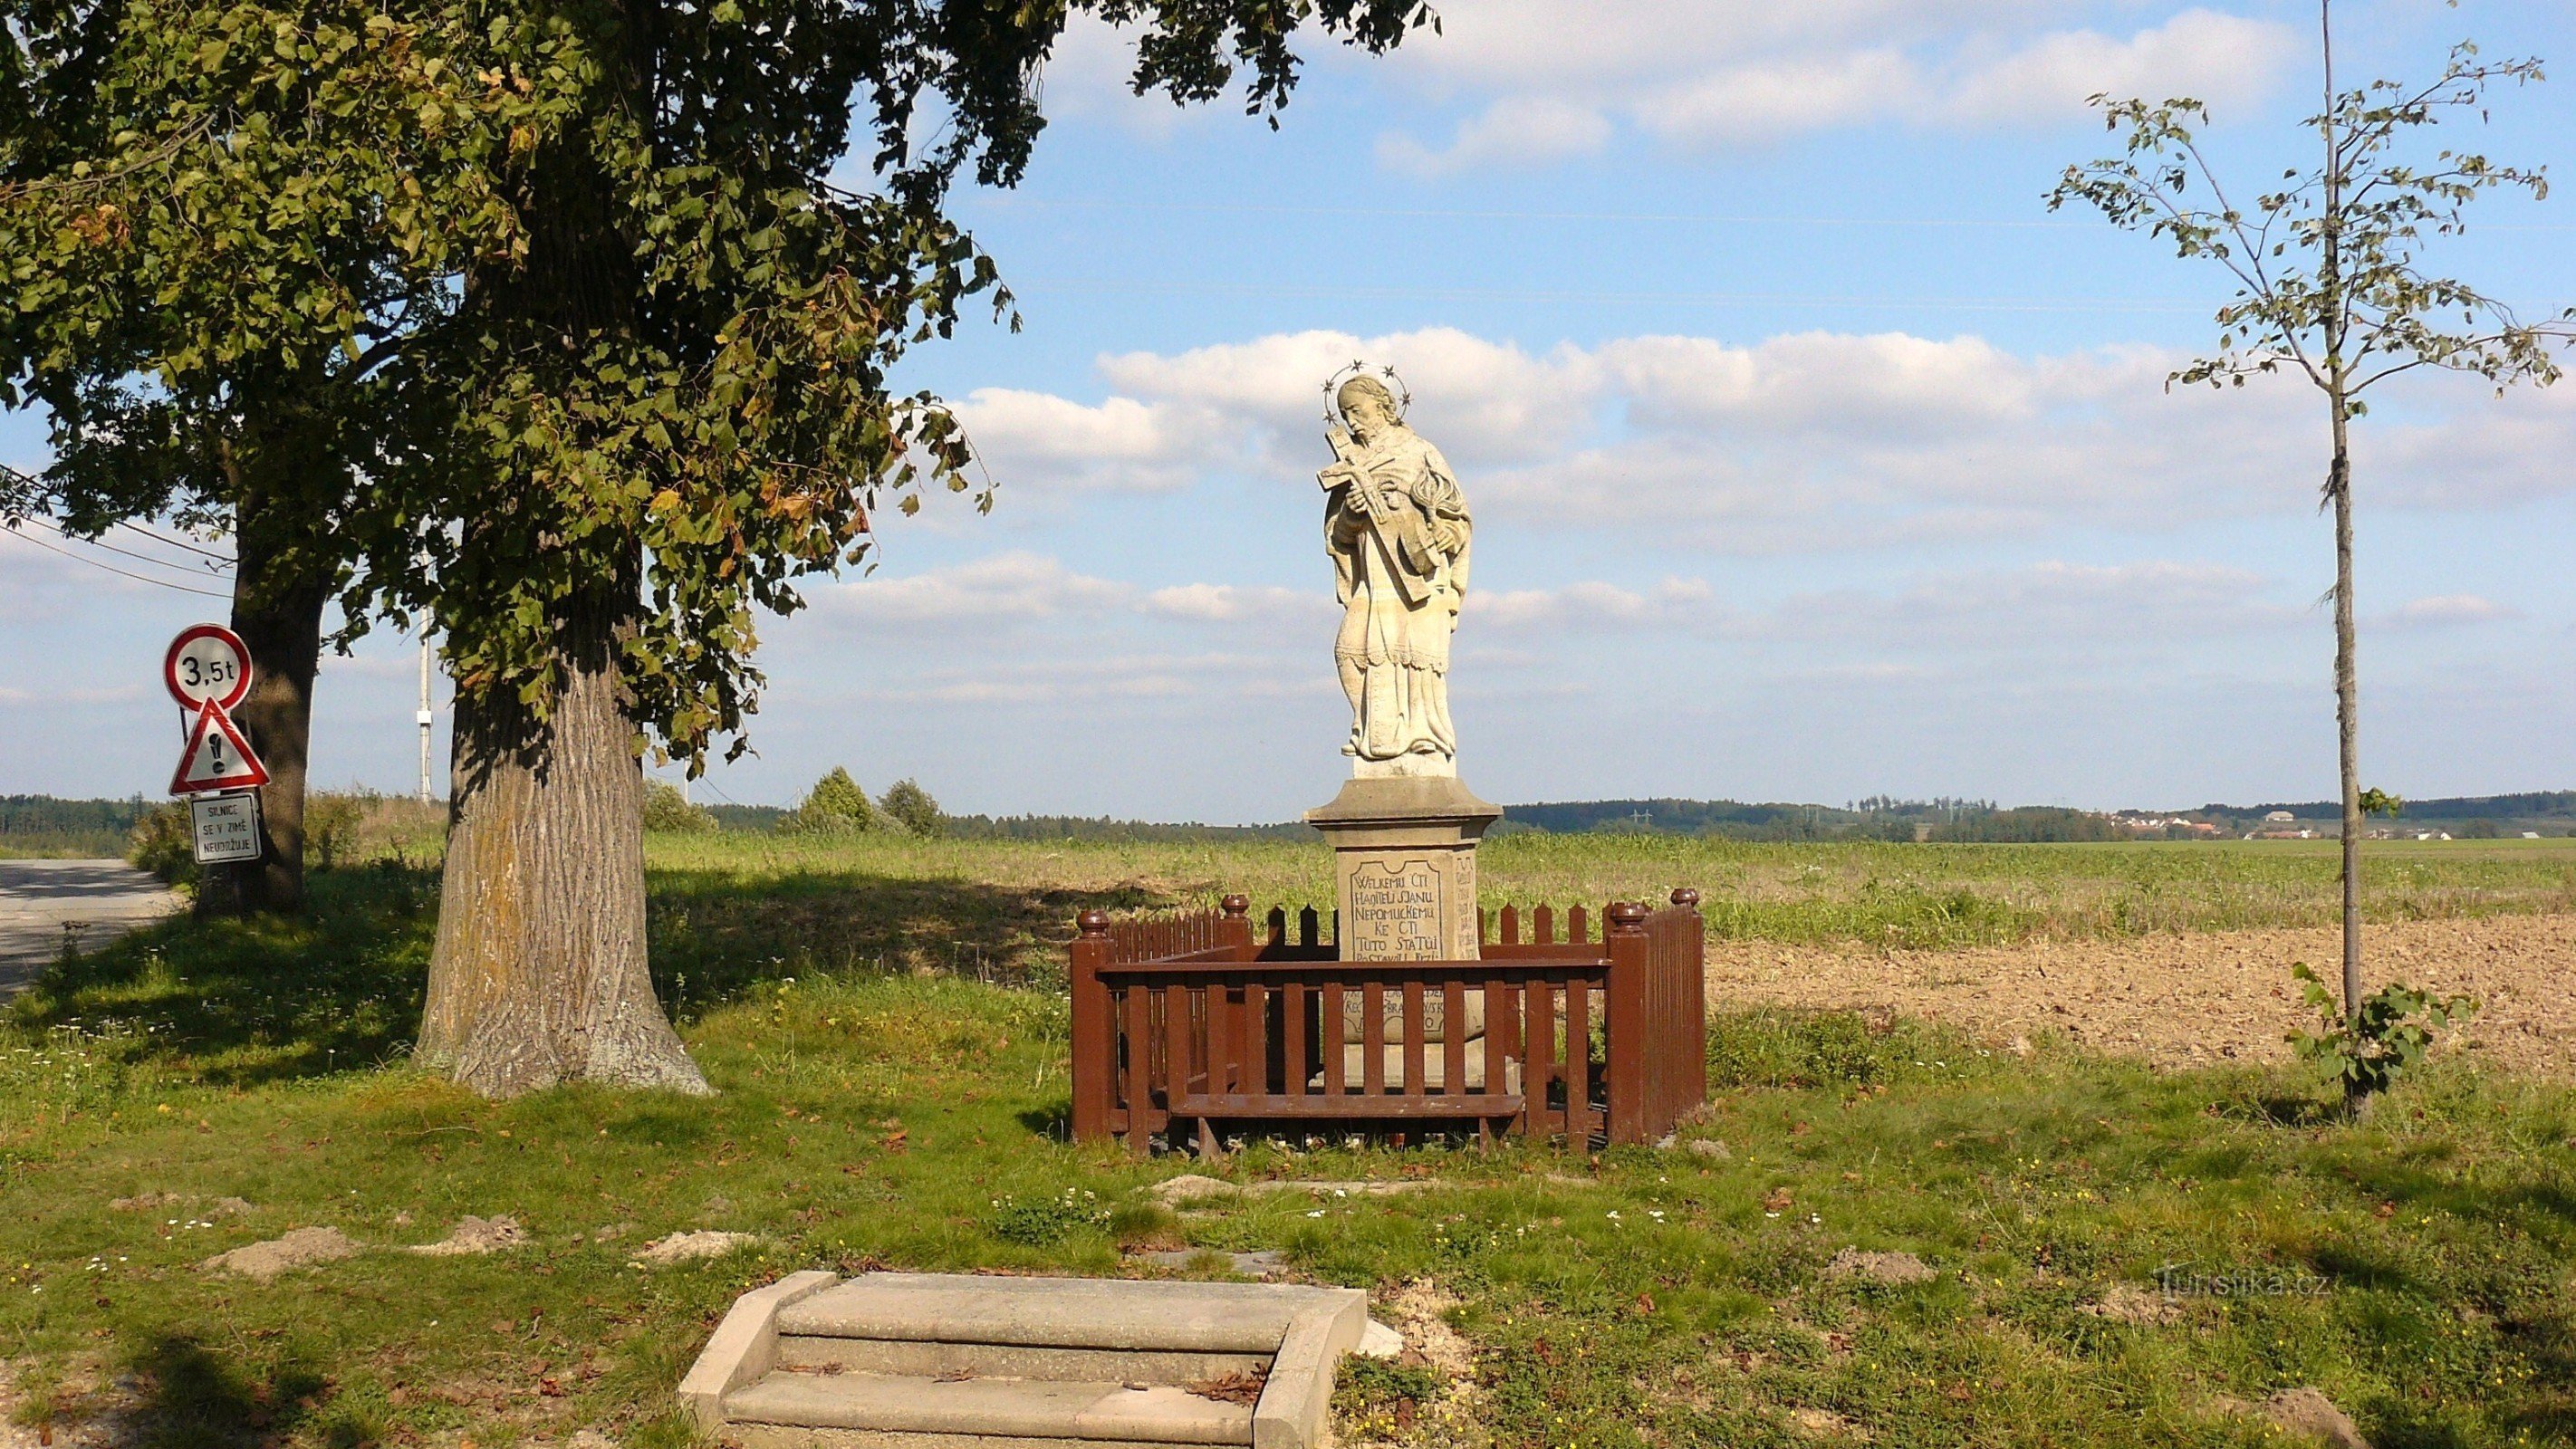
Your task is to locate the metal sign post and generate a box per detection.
[163,624,271,863]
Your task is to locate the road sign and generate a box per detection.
[189,792,263,864]
[164,623,252,711]
[169,699,270,795]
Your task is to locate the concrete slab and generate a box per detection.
[778,1273,1350,1355]
[0,859,184,996]
[725,1372,1252,1445]
[777,1336,1270,1386]
[678,1271,840,1432]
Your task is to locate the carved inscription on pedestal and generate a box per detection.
[1344,855,1447,960]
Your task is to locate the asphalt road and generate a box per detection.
[0,859,185,996]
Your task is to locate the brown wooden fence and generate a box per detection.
[1069,889,1706,1153]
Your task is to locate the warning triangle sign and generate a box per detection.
[170,700,270,795]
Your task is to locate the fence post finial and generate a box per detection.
[1670,887,1702,911]
[1606,900,1648,935]
[1221,894,1250,916]
[1076,909,1111,937]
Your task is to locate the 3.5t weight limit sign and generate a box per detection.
[165,623,253,711]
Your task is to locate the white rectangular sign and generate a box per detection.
[190,792,263,865]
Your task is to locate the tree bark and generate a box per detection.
[197,437,334,918]
[2331,415,2362,1034]
[418,582,706,1097]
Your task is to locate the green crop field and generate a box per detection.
[639,830,2576,981]
[1,836,2570,1446]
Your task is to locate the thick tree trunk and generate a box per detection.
[197,443,333,917]
[418,585,706,1097]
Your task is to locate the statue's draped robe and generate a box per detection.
[1326,425,1471,763]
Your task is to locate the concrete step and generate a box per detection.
[724,1370,1252,1445]
[683,1271,1365,1449]
[777,1334,1269,1385]
[776,1272,1348,1355]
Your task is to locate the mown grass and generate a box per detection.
[642,830,2576,964]
[2,868,2572,1448]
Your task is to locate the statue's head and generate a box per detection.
[1335,375,1400,438]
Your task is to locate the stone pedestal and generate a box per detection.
[1304,775,1502,962]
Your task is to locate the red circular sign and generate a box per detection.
[165,623,253,711]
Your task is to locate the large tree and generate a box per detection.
[0,0,571,912]
[2052,0,2570,1057]
[377,0,1433,1096]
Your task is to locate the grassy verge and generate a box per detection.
[3,869,2571,1447]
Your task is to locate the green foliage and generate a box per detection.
[4,0,1435,772]
[642,782,717,835]
[125,801,196,888]
[303,792,369,869]
[2359,787,2404,819]
[1928,806,2126,843]
[878,778,942,836]
[780,767,877,836]
[1706,1009,1989,1090]
[2287,961,2476,1104]
[1333,1357,1446,1434]
[2049,43,2571,410]
[983,1187,1108,1247]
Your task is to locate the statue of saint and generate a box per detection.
[1318,373,1471,773]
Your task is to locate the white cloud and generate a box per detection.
[813,551,1132,624]
[1942,10,2299,123]
[1096,327,1600,467]
[2378,594,2520,629]
[1763,561,2291,649]
[1146,582,1334,624]
[1634,49,1918,148]
[1362,3,2299,165]
[958,324,2576,552]
[1470,577,1716,630]
[953,388,1213,494]
[1376,94,1614,176]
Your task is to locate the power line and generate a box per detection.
[972,196,2576,234]
[19,514,232,579]
[0,523,234,598]
[979,197,2100,229]
[116,521,234,564]
[1013,277,2216,313]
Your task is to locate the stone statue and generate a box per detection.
[1318,373,1471,777]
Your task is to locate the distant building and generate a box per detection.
[2523,831,2543,840]
[2264,810,2297,823]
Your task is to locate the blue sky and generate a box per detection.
[5,0,2571,822]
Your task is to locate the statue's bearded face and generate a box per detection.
[1341,391,1394,439]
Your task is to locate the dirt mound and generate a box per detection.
[632,1230,758,1265]
[2080,1282,2186,1325]
[408,1215,528,1256]
[1706,913,2576,1077]
[198,1226,359,1281]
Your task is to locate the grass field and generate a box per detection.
[639,830,2576,984]
[0,841,2569,1448]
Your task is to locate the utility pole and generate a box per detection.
[416,634,435,806]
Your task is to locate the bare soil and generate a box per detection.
[1706,912,2576,1079]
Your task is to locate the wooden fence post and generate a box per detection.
[1604,900,1650,1146]
[1671,888,1707,1116]
[1070,910,1115,1146]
